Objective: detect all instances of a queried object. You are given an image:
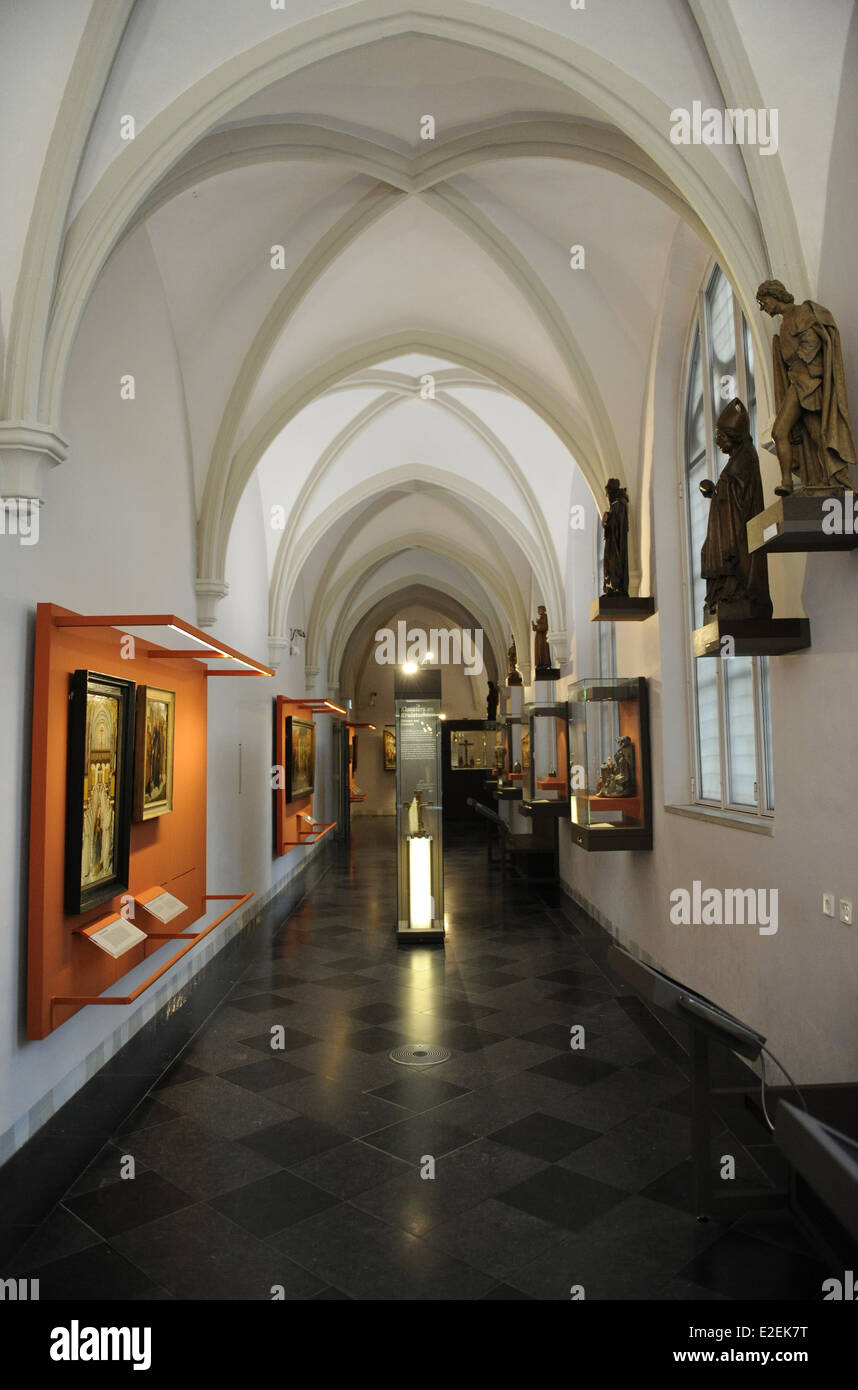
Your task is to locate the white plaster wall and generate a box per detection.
[0,0,91,352]
[0,222,325,1155]
[557,103,858,1083]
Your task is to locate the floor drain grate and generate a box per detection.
[389,1043,451,1067]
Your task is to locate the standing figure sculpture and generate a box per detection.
[531,606,552,672]
[756,280,856,495]
[602,478,630,596]
[700,398,772,622]
[486,680,499,720]
[506,633,522,685]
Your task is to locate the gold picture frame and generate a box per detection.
[134,686,175,820]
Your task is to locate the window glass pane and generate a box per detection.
[743,319,758,445]
[687,457,709,626]
[759,656,775,811]
[684,271,774,816]
[694,662,722,801]
[686,329,705,466]
[724,657,757,806]
[706,270,737,477]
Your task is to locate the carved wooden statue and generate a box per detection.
[757,279,856,495]
[602,478,630,596]
[531,606,552,671]
[700,397,772,622]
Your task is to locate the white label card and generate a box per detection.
[141,890,187,923]
[89,919,148,958]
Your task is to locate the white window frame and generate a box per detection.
[678,263,774,820]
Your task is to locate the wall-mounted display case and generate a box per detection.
[395,695,444,944]
[567,676,652,850]
[448,724,504,772]
[524,702,570,815]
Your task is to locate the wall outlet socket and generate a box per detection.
[839,899,852,925]
[822,893,835,917]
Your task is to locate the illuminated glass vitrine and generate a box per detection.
[395,696,444,944]
[524,702,570,814]
[567,676,652,849]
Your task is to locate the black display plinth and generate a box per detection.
[520,799,568,819]
[534,667,560,681]
[589,595,655,622]
[693,615,811,657]
[494,783,523,801]
[505,673,522,686]
[747,491,858,554]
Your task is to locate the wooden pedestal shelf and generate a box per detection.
[53,893,251,1030]
[279,820,336,847]
[537,777,567,793]
[28,603,272,1038]
[582,794,642,818]
[590,595,656,621]
[693,616,811,658]
[747,492,858,554]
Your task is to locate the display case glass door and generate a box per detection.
[395,697,444,943]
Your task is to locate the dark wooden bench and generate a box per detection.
[466,799,557,884]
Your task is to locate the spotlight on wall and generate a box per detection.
[402,662,418,675]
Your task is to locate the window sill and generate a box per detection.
[664,804,774,836]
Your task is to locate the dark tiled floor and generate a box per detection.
[5,822,835,1300]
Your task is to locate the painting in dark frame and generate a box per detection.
[133,685,175,821]
[383,725,396,771]
[286,715,316,801]
[64,669,136,915]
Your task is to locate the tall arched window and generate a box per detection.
[683,266,774,816]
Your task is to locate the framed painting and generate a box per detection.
[64,669,136,915]
[383,725,396,771]
[286,716,316,801]
[521,727,531,771]
[133,686,175,820]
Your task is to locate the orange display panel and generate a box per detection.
[273,695,335,854]
[27,604,208,1038]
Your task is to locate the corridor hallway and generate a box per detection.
[5,823,828,1301]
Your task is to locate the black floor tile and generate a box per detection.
[240,1115,348,1166]
[218,1057,312,1092]
[528,1054,618,1087]
[113,1203,326,1300]
[29,1242,165,1300]
[496,1164,626,1231]
[363,1114,474,1163]
[65,1170,194,1239]
[239,1028,320,1054]
[229,992,294,1013]
[369,1076,470,1111]
[677,1229,830,1300]
[208,1169,339,1236]
[489,1112,600,1162]
[286,1141,411,1199]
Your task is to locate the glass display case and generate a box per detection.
[395,696,445,943]
[449,724,504,772]
[524,703,570,815]
[495,715,525,799]
[567,676,652,849]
